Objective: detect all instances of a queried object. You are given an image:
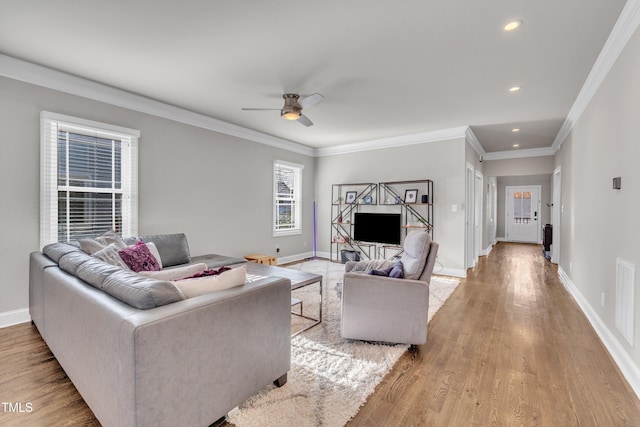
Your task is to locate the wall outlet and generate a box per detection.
[600,292,605,307]
[276,247,280,253]
[451,204,458,213]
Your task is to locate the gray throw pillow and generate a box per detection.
[92,243,130,269]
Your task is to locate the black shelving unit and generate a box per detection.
[330,180,434,262]
[329,183,377,263]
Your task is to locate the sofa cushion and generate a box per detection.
[43,242,82,263]
[190,253,248,269]
[58,250,94,275]
[92,243,130,269]
[400,231,430,280]
[138,263,208,281]
[119,241,161,272]
[101,269,185,309]
[75,257,123,289]
[172,265,247,298]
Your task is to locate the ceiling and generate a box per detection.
[0,1,628,154]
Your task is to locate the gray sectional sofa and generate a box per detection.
[29,233,291,427]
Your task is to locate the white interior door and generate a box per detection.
[505,186,541,243]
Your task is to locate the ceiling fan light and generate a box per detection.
[282,111,301,120]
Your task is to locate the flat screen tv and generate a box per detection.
[353,213,401,245]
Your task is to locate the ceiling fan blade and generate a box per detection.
[297,114,313,127]
[241,108,281,111]
[297,93,323,109]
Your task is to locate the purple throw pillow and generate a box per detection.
[389,261,404,278]
[368,266,393,276]
[119,241,161,272]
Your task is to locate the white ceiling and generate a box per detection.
[0,0,629,154]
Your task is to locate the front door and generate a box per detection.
[506,186,541,243]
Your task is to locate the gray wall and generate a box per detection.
[555,23,640,369]
[315,138,467,275]
[482,156,555,177]
[0,76,314,316]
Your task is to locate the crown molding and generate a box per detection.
[314,126,468,157]
[552,0,640,150]
[465,127,486,157]
[0,54,315,157]
[483,147,556,161]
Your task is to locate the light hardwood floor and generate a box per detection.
[1,242,639,426]
[349,242,640,426]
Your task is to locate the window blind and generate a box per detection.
[273,160,303,236]
[40,112,139,247]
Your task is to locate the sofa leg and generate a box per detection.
[273,373,287,387]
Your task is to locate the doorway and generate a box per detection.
[505,185,541,243]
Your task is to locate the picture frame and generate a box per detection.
[345,191,358,204]
[404,189,418,204]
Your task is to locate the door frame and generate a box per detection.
[504,185,542,243]
[474,170,483,262]
[551,166,561,263]
[465,163,475,269]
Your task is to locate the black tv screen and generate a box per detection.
[354,213,401,245]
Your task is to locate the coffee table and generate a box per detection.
[245,262,323,336]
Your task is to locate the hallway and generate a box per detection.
[350,242,640,426]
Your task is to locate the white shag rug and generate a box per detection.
[228,259,460,427]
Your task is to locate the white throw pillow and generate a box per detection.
[172,265,247,298]
[144,241,163,269]
[138,263,208,281]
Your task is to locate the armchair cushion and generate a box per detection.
[400,231,431,280]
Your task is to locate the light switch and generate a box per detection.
[451,204,458,213]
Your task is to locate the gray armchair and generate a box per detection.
[341,230,439,345]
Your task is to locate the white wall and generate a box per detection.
[315,138,467,276]
[555,23,640,388]
[0,76,314,323]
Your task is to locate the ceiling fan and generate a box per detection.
[242,93,323,127]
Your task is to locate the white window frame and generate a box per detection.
[40,111,139,247]
[273,160,304,237]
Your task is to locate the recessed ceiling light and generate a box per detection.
[513,144,520,148]
[504,20,522,31]
[509,86,521,92]
[512,128,520,132]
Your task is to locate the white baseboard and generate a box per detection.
[0,308,31,329]
[558,267,640,400]
[276,251,315,265]
[437,267,467,278]
[481,244,493,257]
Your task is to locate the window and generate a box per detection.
[40,112,139,247]
[512,191,532,224]
[273,160,303,236]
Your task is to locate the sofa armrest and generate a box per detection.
[341,272,430,344]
